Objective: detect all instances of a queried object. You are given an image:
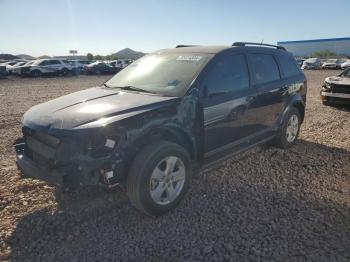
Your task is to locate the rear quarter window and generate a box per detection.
[277,54,302,78]
[249,54,280,85]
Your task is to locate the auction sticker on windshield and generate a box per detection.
[176,55,202,61]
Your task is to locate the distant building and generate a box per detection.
[277,37,350,57]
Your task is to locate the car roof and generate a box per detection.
[154,45,288,55]
[155,45,231,54]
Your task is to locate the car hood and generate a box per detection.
[23,87,178,130]
[325,76,350,85]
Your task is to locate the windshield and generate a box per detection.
[306,58,319,63]
[32,60,44,65]
[324,59,337,63]
[342,68,350,77]
[105,52,212,96]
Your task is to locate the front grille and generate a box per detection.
[23,127,61,166]
[332,84,350,94]
[22,127,83,168]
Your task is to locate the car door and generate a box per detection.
[48,60,61,72]
[201,53,263,154]
[38,60,50,73]
[247,53,285,128]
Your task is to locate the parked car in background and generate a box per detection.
[295,58,305,67]
[0,61,21,70]
[12,61,35,75]
[0,65,8,79]
[321,67,350,105]
[7,61,27,74]
[69,60,94,70]
[82,61,120,75]
[322,59,342,69]
[19,59,72,77]
[301,58,322,69]
[108,59,132,69]
[341,59,350,69]
[15,42,307,216]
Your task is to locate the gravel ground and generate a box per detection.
[0,72,349,261]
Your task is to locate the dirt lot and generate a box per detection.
[0,72,349,261]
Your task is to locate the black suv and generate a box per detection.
[15,42,307,216]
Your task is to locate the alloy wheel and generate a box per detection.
[149,156,186,205]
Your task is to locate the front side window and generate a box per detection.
[39,60,49,66]
[205,54,250,95]
[106,53,212,96]
[250,54,280,85]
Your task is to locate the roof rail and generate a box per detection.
[232,42,286,50]
[175,45,198,48]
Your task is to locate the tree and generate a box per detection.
[104,54,119,61]
[312,50,337,58]
[94,55,104,61]
[86,53,93,60]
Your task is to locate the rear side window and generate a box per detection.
[49,60,60,65]
[206,54,250,95]
[277,55,302,78]
[249,54,280,84]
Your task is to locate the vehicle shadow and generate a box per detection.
[5,139,350,261]
[332,104,350,112]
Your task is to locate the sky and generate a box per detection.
[1,0,350,57]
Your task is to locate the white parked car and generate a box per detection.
[6,61,27,74]
[321,59,342,70]
[19,59,72,77]
[69,60,93,70]
[301,58,322,70]
[108,59,132,69]
[341,60,350,70]
[12,61,35,75]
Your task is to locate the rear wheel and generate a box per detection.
[272,107,301,149]
[31,70,41,77]
[127,141,192,216]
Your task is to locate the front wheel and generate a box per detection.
[61,68,69,76]
[272,107,301,149]
[31,70,42,77]
[127,141,192,216]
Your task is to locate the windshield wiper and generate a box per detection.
[116,86,155,94]
[103,83,111,88]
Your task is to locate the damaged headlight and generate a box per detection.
[322,82,331,90]
[85,133,120,156]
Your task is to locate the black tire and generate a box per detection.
[127,141,192,216]
[61,68,69,76]
[272,107,301,149]
[31,70,41,77]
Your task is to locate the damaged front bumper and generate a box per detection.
[321,83,350,104]
[14,132,125,189]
